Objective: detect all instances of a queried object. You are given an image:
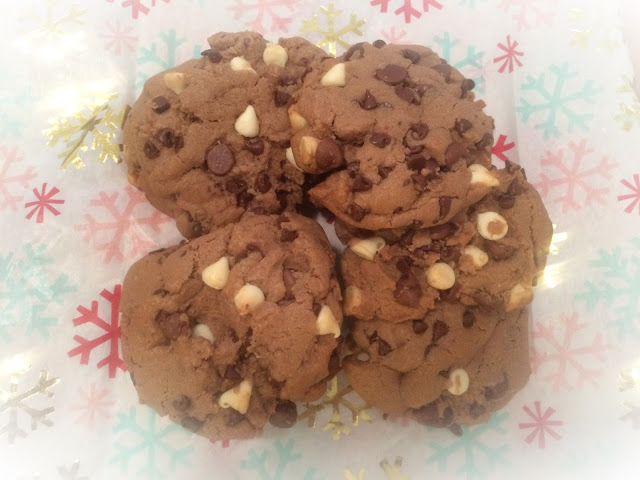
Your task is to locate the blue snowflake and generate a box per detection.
[576,238,640,341]
[0,69,33,139]
[241,438,323,480]
[0,244,75,341]
[432,32,485,93]
[110,406,194,480]
[458,0,488,8]
[426,413,509,479]
[517,63,600,139]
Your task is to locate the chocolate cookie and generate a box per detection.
[343,308,530,426]
[341,163,552,323]
[286,41,496,230]
[123,32,328,238]
[120,214,343,440]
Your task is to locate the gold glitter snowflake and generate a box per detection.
[614,76,640,132]
[300,3,366,57]
[569,8,620,52]
[343,457,411,480]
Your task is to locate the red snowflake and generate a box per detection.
[72,383,114,428]
[24,183,64,223]
[381,27,407,45]
[531,312,609,392]
[491,134,516,162]
[210,439,231,448]
[68,285,126,379]
[370,0,443,24]
[0,146,36,211]
[74,186,170,264]
[519,401,563,448]
[100,20,137,55]
[498,0,555,31]
[107,0,170,20]
[618,174,640,215]
[494,35,523,73]
[533,139,617,214]
[228,0,298,34]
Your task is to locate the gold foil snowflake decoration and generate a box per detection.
[300,3,366,57]
[614,76,640,132]
[380,457,411,480]
[569,8,620,52]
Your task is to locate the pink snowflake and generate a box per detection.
[74,186,170,264]
[100,20,137,55]
[519,401,563,448]
[491,134,516,162]
[381,27,408,45]
[534,139,617,214]
[228,0,298,34]
[618,174,640,214]
[498,0,555,31]
[0,146,36,211]
[531,312,609,391]
[210,439,231,448]
[370,0,443,24]
[107,0,170,20]
[72,383,115,428]
[24,183,64,223]
[494,35,523,73]
[68,285,125,378]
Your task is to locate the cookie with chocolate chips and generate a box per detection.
[123,32,328,238]
[120,214,342,440]
[286,41,496,230]
[340,164,552,322]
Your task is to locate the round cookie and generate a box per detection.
[341,163,553,323]
[343,308,530,427]
[286,41,496,230]
[120,213,343,440]
[123,32,328,239]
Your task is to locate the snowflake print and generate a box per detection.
[72,383,114,428]
[432,33,485,93]
[210,438,230,448]
[24,183,64,223]
[519,401,563,448]
[517,63,600,139]
[111,406,194,480]
[531,313,608,391]
[533,140,616,214]
[67,285,126,379]
[108,0,170,20]
[135,29,195,88]
[494,35,523,73]
[498,0,555,31]
[491,134,515,162]
[381,27,407,45]
[569,7,621,53]
[0,146,36,212]
[101,20,137,55]
[618,174,640,214]
[370,0,443,24]
[57,461,88,480]
[74,186,170,264]
[241,439,321,480]
[301,4,366,57]
[0,369,59,444]
[228,0,298,34]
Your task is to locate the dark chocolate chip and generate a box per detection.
[223,365,242,380]
[406,154,427,171]
[431,63,452,82]
[469,402,486,418]
[144,141,160,159]
[372,39,387,48]
[484,240,516,261]
[344,42,365,61]
[445,142,466,167]
[282,268,296,292]
[279,76,297,86]
[370,132,391,148]
[395,86,420,104]
[472,290,501,310]
[153,288,169,297]
[181,416,203,432]
[225,177,247,194]
[206,144,235,176]
[411,173,429,188]
[407,144,425,154]
[399,230,415,246]
[352,174,372,191]
[224,409,245,427]
[274,90,292,107]
[460,78,475,98]
[173,395,192,412]
[431,320,449,343]
[191,222,204,237]
[484,374,509,400]
[366,330,379,344]
[395,256,413,274]
[393,272,422,307]
[440,246,460,263]
[393,206,403,214]
[269,400,298,428]
[416,84,432,96]
[377,339,392,356]
[455,118,472,135]
[280,230,298,242]
[508,178,526,195]
[173,135,184,152]
[346,203,366,221]
[255,171,272,193]
[424,344,436,357]
[201,48,222,63]
[316,138,344,170]
[413,402,453,428]
[151,96,170,113]
[439,197,452,219]
[424,158,440,178]
[244,138,264,155]
[375,64,407,85]
[312,302,322,316]
[378,165,393,179]
[155,311,190,339]
[402,49,421,64]
[410,123,429,140]
[462,310,475,328]
[440,285,459,302]
[449,423,463,437]
[360,90,379,110]
[429,223,455,240]
[476,133,494,150]
[156,128,176,148]
[413,320,428,334]
[236,192,254,208]
[497,194,516,209]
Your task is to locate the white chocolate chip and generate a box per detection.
[462,245,489,269]
[201,257,230,290]
[315,305,340,338]
[230,56,256,73]
[477,211,508,241]
[234,105,260,138]
[288,110,308,133]
[447,368,469,395]
[344,285,363,312]
[469,164,499,187]
[218,379,252,414]
[296,136,320,169]
[192,323,214,343]
[262,42,288,67]
[234,284,265,315]
[285,147,303,171]
[321,62,346,87]
[505,283,534,311]
[348,236,386,261]
[163,72,185,95]
[356,352,370,362]
[426,262,456,290]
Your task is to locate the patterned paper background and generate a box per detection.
[0,0,638,478]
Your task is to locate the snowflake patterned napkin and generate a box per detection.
[0,0,639,479]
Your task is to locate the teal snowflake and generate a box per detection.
[432,33,485,93]
[426,413,509,479]
[576,238,640,341]
[241,438,323,480]
[458,0,488,8]
[0,244,75,341]
[110,406,194,480]
[0,69,33,139]
[517,63,601,139]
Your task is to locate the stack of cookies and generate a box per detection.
[120,32,552,441]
